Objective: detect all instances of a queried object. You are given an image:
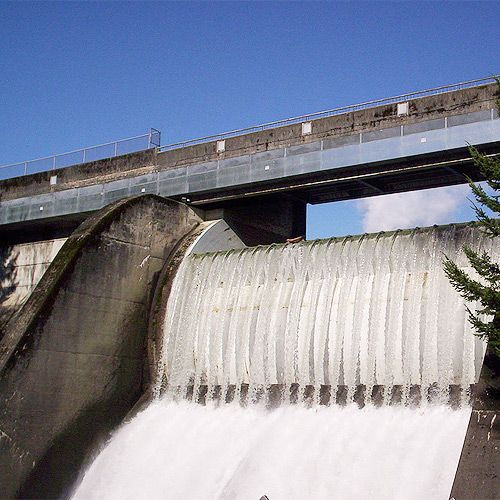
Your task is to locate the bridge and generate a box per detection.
[1,77,499,243]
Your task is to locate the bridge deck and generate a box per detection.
[1,83,499,232]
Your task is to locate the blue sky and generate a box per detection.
[1,1,498,238]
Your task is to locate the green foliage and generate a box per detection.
[468,147,500,237]
[443,78,500,357]
[443,250,500,356]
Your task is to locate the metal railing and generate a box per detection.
[159,75,499,152]
[0,128,161,180]
[0,75,497,181]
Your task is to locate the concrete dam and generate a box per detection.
[0,79,499,498]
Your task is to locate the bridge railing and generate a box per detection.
[0,128,161,181]
[159,76,499,152]
[0,76,497,182]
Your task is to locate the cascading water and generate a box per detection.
[73,223,495,500]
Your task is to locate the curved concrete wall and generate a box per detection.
[0,195,202,499]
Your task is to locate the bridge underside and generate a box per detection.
[185,144,497,208]
[0,143,497,244]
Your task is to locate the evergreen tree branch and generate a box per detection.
[462,246,500,285]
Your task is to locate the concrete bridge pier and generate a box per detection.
[203,194,307,246]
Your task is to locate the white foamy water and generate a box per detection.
[156,224,492,402]
[74,401,470,500]
[73,224,495,499]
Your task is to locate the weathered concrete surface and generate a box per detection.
[0,238,66,335]
[0,84,496,203]
[156,84,497,170]
[0,195,201,499]
[450,349,500,500]
[0,149,157,202]
[188,219,246,255]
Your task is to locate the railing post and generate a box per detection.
[114,141,118,157]
[82,149,86,163]
[24,162,27,175]
[52,156,56,171]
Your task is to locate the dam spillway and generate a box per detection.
[73,223,496,499]
[157,224,489,404]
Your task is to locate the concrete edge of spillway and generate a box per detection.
[145,221,215,393]
[0,195,204,499]
[449,346,499,499]
[145,219,246,399]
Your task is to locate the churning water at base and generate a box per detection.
[73,224,496,499]
[74,402,470,500]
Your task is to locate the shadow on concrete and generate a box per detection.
[0,245,17,338]
[17,332,143,499]
[17,400,128,499]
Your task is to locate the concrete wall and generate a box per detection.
[189,219,246,255]
[0,238,66,333]
[450,348,500,499]
[205,195,307,246]
[0,195,202,499]
[156,84,497,170]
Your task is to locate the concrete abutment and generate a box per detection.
[0,195,203,498]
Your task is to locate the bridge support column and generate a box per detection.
[203,195,306,246]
